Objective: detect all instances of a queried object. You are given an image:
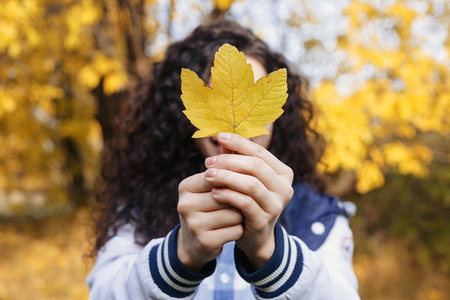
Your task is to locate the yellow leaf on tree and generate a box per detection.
[103,72,128,96]
[356,160,385,194]
[215,0,235,11]
[78,65,100,89]
[181,43,288,138]
[0,90,17,114]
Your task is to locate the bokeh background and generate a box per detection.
[0,0,449,299]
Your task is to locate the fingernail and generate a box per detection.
[212,188,222,195]
[205,156,217,167]
[205,169,217,178]
[218,132,231,140]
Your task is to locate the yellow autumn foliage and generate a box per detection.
[313,0,449,193]
[78,52,128,94]
[0,0,448,201]
[315,82,372,174]
[0,0,126,195]
[215,0,235,11]
[356,161,385,194]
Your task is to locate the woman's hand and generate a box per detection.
[177,172,244,272]
[204,132,294,269]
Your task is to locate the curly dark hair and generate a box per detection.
[92,20,326,253]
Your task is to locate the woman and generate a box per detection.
[87,20,360,299]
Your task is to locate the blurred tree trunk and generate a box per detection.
[62,137,88,207]
[115,0,150,83]
[93,0,235,141]
[209,7,227,21]
[94,0,150,141]
[93,0,234,141]
[93,79,127,141]
[208,1,231,21]
[54,83,90,207]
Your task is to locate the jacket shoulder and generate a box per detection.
[281,181,355,250]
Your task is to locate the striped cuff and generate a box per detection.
[235,223,303,298]
[149,224,216,298]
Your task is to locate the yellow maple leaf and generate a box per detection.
[181,43,288,138]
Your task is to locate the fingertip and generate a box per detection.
[205,156,217,167]
[212,188,222,196]
[218,132,231,140]
[205,169,217,179]
[218,132,240,154]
